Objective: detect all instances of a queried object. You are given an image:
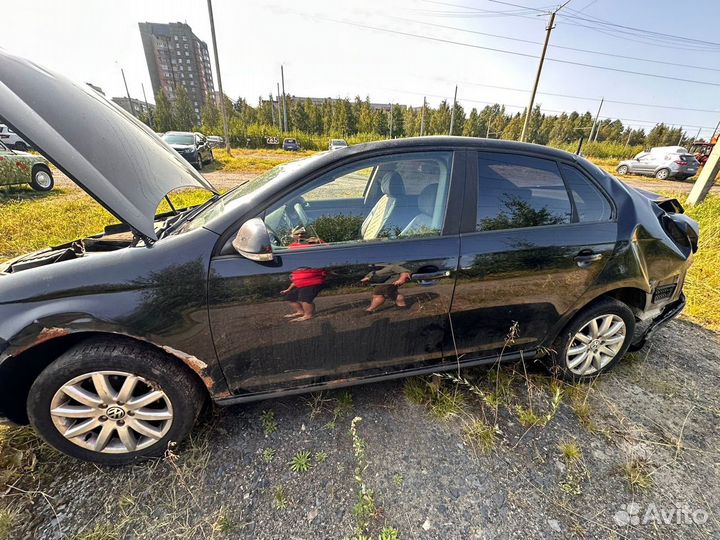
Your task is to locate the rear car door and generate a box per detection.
[449,151,617,358]
[207,150,464,395]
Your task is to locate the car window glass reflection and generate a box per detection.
[263,151,453,248]
[559,164,612,223]
[477,153,572,231]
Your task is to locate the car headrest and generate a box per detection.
[418,184,438,215]
[380,171,405,197]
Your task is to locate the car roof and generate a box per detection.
[163,131,194,136]
[342,136,579,161]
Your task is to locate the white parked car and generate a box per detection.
[328,139,349,151]
[0,123,31,151]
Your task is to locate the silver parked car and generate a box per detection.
[617,150,699,180]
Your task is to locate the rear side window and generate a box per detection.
[559,164,612,222]
[477,153,572,231]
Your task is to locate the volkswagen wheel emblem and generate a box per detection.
[106,406,126,420]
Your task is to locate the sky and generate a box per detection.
[3,0,720,138]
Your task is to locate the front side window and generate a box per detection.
[477,153,572,231]
[263,151,453,249]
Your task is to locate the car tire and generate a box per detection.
[616,165,629,175]
[29,165,54,191]
[550,297,635,382]
[655,168,670,180]
[27,339,205,465]
[195,158,203,171]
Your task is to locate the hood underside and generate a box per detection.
[0,50,216,240]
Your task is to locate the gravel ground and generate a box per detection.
[5,318,719,540]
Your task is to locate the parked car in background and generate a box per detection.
[0,140,53,191]
[0,123,31,151]
[616,150,699,180]
[282,137,300,151]
[207,135,224,148]
[0,51,698,464]
[329,139,349,151]
[161,131,213,170]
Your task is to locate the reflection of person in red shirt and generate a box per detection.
[280,227,327,321]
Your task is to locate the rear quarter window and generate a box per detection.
[559,164,613,222]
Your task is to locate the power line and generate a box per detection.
[559,11,720,49]
[443,79,720,114]
[423,0,720,51]
[313,16,720,88]
[386,14,720,73]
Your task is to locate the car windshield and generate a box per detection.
[178,154,323,232]
[163,133,194,145]
[284,139,296,144]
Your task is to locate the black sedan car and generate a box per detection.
[0,51,698,464]
[162,131,213,170]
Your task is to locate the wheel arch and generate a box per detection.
[540,286,648,353]
[0,331,214,425]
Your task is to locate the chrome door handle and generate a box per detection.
[574,252,603,268]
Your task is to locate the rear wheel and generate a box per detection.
[551,298,635,382]
[616,165,629,175]
[27,339,205,464]
[655,168,670,180]
[29,165,54,191]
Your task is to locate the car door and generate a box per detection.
[449,151,617,358]
[0,143,25,186]
[634,153,657,174]
[207,150,464,395]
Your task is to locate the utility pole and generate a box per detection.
[623,129,632,150]
[420,97,426,136]
[270,93,275,127]
[277,83,282,130]
[389,103,394,138]
[141,83,152,127]
[588,97,603,142]
[120,68,135,117]
[688,140,720,205]
[520,10,556,142]
[677,127,684,146]
[207,0,231,153]
[281,65,288,132]
[449,85,458,136]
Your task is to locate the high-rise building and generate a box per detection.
[138,22,215,122]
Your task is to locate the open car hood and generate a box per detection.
[0,50,217,241]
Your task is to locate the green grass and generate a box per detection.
[679,194,720,331]
[211,148,313,174]
[0,186,212,261]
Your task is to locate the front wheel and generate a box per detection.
[616,165,629,175]
[550,298,635,382]
[27,339,205,464]
[29,165,54,191]
[655,168,670,180]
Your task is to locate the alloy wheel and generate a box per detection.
[49,370,173,454]
[566,314,626,376]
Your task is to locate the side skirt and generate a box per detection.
[213,349,540,406]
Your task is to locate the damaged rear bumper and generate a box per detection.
[630,293,686,351]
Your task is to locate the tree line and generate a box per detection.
[144,90,694,153]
